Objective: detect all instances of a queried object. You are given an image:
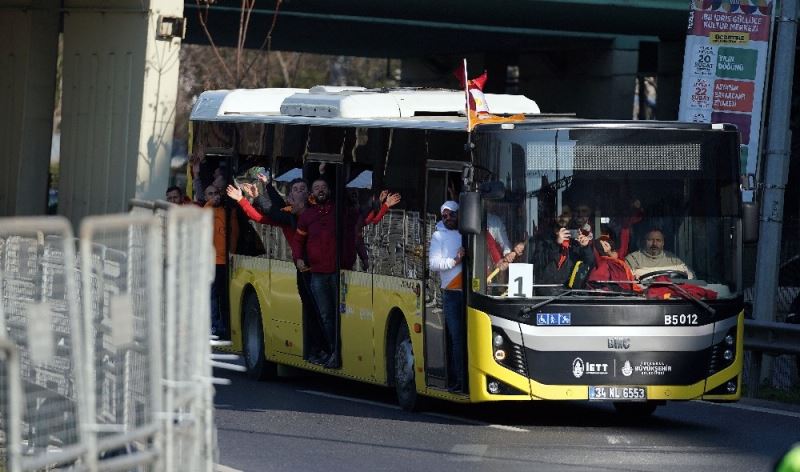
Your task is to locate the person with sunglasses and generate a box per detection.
[429,200,466,392]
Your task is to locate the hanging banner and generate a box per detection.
[678,0,775,188]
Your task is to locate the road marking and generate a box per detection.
[606,435,632,445]
[299,390,401,410]
[701,401,800,419]
[421,412,529,432]
[487,424,530,432]
[215,465,243,472]
[425,412,488,425]
[299,390,529,431]
[448,444,488,461]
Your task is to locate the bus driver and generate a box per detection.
[625,229,694,280]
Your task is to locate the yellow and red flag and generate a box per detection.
[454,58,526,131]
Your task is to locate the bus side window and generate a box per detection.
[372,129,427,279]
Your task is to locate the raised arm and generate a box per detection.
[226,185,279,225]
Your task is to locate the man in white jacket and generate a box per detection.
[429,200,466,392]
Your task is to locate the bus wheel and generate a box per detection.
[613,401,659,417]
[243,292,276,381]
[394,323,423,411]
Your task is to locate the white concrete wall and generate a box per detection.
[0,1,60,216]
[59,0,182,225]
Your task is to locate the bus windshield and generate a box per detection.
[472,126,742,300]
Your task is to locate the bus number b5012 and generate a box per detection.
[664,314,698,325]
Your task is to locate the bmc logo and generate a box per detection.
[607,337,631,350]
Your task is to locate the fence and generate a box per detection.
[0,338,23,472]
[79,213,164,470]
[0,217,88,471]
[0,204,222,471]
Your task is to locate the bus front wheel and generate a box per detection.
[394,323,423,411]
[243,292,276,381]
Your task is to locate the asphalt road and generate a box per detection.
[213,365,800,472]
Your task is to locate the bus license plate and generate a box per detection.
[589,386,647,401]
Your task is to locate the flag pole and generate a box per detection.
[462,58,476,167]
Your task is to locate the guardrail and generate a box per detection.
[744,319,800,355]
[744,319,800,396]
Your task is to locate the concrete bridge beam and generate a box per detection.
[0,1,60,216]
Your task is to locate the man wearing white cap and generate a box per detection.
[429,200,466,392]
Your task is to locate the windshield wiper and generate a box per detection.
[527,289,575,312]
[525,285,644,312]
[643,280,716,316]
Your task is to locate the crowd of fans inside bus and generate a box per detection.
[166,160,709,383]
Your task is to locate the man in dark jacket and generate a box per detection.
[228,176,330,364]
[531,226,594,294]
[295,179,340,368]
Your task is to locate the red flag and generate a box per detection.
[454,58,525,132]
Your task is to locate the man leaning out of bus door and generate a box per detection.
[295,179,340,369]
[429,201,467,393]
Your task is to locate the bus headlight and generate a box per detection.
[726,380,737,393]
[494,349,506,361]
[723,349,734,361]
[724,334,734,346]
[493,333,504,348]
[487,380,501,394]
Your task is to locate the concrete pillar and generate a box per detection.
[0,1,60,216]
[59,0,182,225]
[656,39,685,120]
[518,38,640,119]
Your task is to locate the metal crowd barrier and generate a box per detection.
[162,205,217,472]
[0,205,227,471]
[79,213,164,471]
[130,199,243,472]
[0,217,89,471]
[0,338,23,472]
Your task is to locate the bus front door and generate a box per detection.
[423,161,467,390]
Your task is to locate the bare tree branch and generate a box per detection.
[238,0,256,86]
[276,51,291,86]
[194,0,234,83]
[236,0,245,81]
[241,0,283,85]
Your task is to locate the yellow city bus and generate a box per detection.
[190,86,744,414]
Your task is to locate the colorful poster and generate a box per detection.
[678,0,775,183]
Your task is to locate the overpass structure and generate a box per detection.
[2,0,691,222]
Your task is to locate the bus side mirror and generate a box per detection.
[743,201,759,243]
[459,191,481,235]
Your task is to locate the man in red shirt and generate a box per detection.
[295,179,339,368]
[227,177,332,363]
